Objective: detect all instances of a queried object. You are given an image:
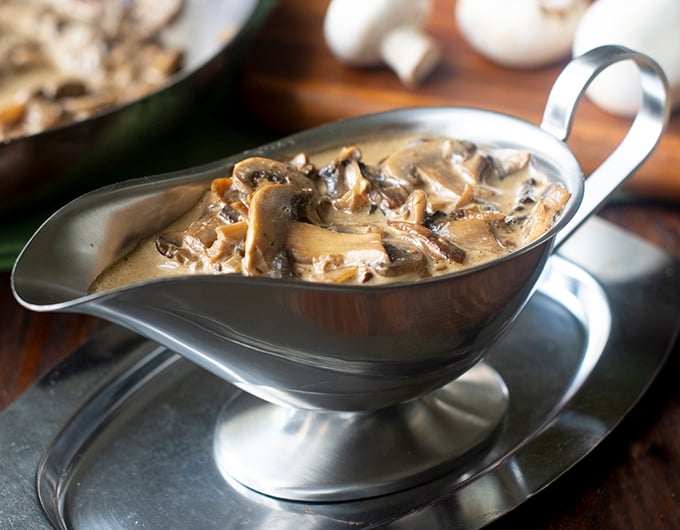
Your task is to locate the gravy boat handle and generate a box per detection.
[540,45,670,249]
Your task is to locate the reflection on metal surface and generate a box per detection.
[214,362,508,501]
[539,257,611,407]
[560,216,675,284]
[36,344,178,529]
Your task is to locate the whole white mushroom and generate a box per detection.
[572,0,680,116]
[455,0,589,68]
[323,0,441,87]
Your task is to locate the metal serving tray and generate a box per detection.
[1,217,678,529]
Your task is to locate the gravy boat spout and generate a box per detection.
[12,46,668,413]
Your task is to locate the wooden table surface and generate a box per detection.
[238,0,680,200]
[2,0,680,528]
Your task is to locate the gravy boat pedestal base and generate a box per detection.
[214,362,508,501]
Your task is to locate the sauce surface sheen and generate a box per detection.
[91,135,570,291]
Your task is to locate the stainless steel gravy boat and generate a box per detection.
[11,46,669,501]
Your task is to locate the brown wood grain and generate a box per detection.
[238,0,680,200]
[0,277,106,407]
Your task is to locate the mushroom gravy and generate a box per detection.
[90,136,570,291]
[0,0,184,141]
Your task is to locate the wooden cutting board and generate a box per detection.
[238,0,680,200]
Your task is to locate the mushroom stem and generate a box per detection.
[323,0,440,87]
[380,26,440,87]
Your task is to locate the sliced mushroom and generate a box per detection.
[139,139,570,286]
[218,203,245,223]
[520,183,571,243]
[137,43,183,81]
[388,220,466,264]
[21,97,63,135]
[182,213,226,253]
[333,159,371,212]
[440,139,491,184]
[381,138,467,200]
[286,221,389,269]
[308,265,363,284]
[455,183,475,208]
[210,178,245,215]
[317,146,362,198]
[440,211,507,254]
[60,93,117,118]
[207,221,248,265]
[376,239,427,277]
[511,177,540,212]
[232,157,317,194]
[155,231,196,264]
[43,79,89,99]
[367,179,411,210]
[210,177,235,200]
[0,100,26,133]
[155,202,227,263]
[43,17,108,83]
[494,150,531,179]
[4,40,46,72]
[242,183,313,276]
[44,0,118,26]
[391,189,428,223]
[338,158,410,210]
[422,209,449,232]
[289,152,310,170]
[130,0,184,40]
[156,231,184,258]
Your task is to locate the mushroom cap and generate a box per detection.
[323,0,431,66]
[572,0,680,116]
[456,0,588,69]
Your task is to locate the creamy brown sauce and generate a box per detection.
[91,136,570,291]
[0,0,184,141]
